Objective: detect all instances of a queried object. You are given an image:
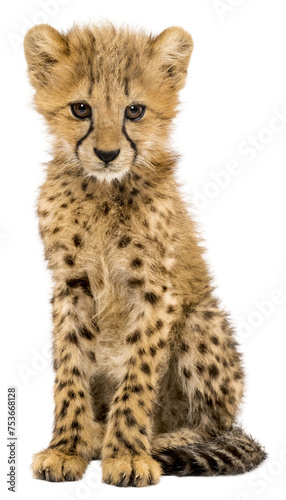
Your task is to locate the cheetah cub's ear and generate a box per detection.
[151,27,194,91]
[24,24,69,88]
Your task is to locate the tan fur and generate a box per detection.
[24,23,265,486]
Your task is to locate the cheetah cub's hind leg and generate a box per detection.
[152,302,267,476]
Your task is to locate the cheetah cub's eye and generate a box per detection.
[125,105,146,121]
[71,102,92,119]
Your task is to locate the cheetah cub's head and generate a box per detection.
[24,24,193,182]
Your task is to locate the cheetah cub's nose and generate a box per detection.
[94,148,120,164]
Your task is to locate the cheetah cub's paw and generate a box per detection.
[31,448,89,481]
[102,454,162,487]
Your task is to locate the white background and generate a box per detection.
[1,1,286,499]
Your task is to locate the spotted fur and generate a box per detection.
[24,23,266,486]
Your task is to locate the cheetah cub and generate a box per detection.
[24,23,266,487]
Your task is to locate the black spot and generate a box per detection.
[125,413,137,427]
[115,431,137,454]
[196,364,205,374]
[156,320,164,330]
[59,399,70,419]
[131,188,140,196]
[72,367,81,377]
[73,235,82,247]
[128,278,145,288]
[49,439,69,449]
[58,287,69,299]
[71,420,81,430]
[138,348,146,356]
[57,426,66,436]
[65,332,78,345]
[131,384,143,393]
[66,275,93,298]
[70,435,79,451]
[88,351,96,362]
[209,364,220,379]
[146,327,154,337]
[182,301,195,317]
[135,439,146,452]
[114,195,124,207]
[145,292,159,305]
[131,258,143,268]
[79,326,94,340]
[167,305,175,313]
[221,319,229,332]
[149,346,157,357]
[85,193,94,200]
[134,242,145,249]
[118,235,132,248]
[102,202,110,215]
[58,381,68,391]
[139,427,148,436]
[210,336,220,345]
[61,353,71,363]
[180,341,189,352]
[53,227,60,234]
[234,371,243,380]
[64,255,75,267]
[78,391,85,398]
[140,363,151,375]
[126,330,141,344]
[157,339,166,349]
[220,385,229,395]
[143,196,153,205]
[82,180,89,191]
[68,389,76,399]
[75,407,82,416]
[198,342,208,355]
[143,181,152,188]
[183,367,192,379]
[203,310,215,320]
[61,203,68,208]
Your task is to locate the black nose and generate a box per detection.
[94,148,120,163]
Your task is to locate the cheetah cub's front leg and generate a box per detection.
[31,272,103,481]
[101,307,170,487]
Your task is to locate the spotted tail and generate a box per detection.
[152,427,267,476]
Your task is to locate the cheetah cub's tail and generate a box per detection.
[152,427,267,476]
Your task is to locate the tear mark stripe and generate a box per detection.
[75,118,94,156]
